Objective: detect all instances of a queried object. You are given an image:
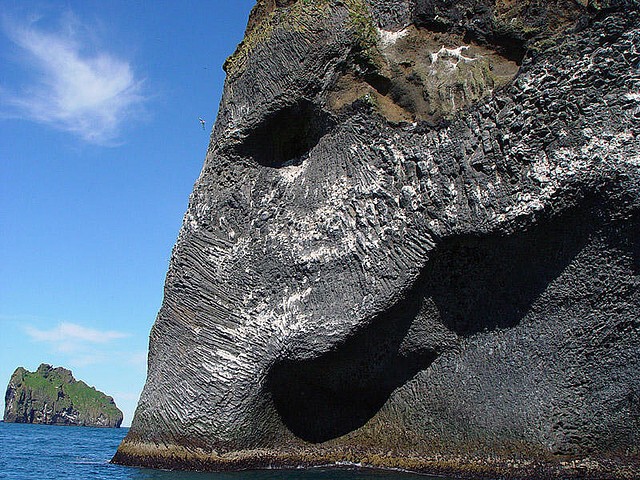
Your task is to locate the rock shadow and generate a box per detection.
[267,207,598,443]
[421,209,596,336]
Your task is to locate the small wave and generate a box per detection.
[306,461,441,477]
[72,458,108,466]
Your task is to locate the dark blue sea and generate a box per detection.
[0,423,446,480]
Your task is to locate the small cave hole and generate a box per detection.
[237,100,335,168]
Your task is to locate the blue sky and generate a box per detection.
[0,0,255,426]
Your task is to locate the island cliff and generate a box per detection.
[114,0,640,478]
[4,364,123,428]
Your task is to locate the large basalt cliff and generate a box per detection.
[114,0,640,478]
[4,364,123,428]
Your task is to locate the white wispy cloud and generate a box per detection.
[25,322,129,353]
[1,13,145,144]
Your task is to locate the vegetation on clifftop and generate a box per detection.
[223,0,376,76]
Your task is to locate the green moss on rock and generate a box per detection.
[345,0,380,69]
[223,0,379,77]
[223,0,333,76]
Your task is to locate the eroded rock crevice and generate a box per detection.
[329,24,522,124]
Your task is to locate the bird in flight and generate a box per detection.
[199,117,206,130]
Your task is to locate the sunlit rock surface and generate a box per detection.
[114,0,640,477]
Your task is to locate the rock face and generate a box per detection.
[115,0,640,477]
[4,364,123,428]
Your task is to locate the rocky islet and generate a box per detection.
[4,364,123,428]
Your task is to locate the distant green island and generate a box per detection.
[3,364,123,428]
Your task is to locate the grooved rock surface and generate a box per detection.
[4,364,123,428]
[115,0,640,477]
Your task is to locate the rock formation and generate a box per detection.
[4,364,123,428]
[114,0,640,478]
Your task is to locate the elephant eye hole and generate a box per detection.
[239,100,335,168]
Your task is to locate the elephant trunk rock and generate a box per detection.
[114,0,640,478]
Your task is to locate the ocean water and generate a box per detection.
[0,423,443,480]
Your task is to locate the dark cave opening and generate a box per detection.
[237,100,335,168]
[267,208,599,444]
[267,280,437,443]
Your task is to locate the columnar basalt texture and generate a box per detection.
[114,0,640,478]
